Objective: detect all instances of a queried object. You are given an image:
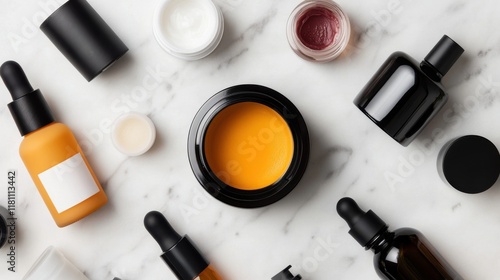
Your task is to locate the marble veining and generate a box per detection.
[1,0,500,279]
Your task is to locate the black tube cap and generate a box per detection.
[423,35,464,78]
[272,265,302,280]
[40,0,128,81]
[438,135,500,194]
[337,197,387,247]
[1,61,55,136]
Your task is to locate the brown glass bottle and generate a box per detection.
[369,228,462,280]
[337,197,463,280]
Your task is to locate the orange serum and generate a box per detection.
[1,61,107,227]
[144,211,223,280]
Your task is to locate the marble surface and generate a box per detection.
[1,0,500,279]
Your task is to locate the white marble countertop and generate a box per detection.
[1,0,500,279]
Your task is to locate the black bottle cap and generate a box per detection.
[438,135,500,194]
[337,197,387,247]
[272,265,302,280]
[422,35,464,79]
[1,61,55,136]
[144,211,209,280]
[40,0,128,82]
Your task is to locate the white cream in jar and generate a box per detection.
[111,113,156,156]
[153,0,224,60]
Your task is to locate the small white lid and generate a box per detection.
[111,112,157,156]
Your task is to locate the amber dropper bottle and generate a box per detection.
[1,61,107,227]
[337,197,463,280]
[144,211,223,280]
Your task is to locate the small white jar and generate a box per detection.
[153,0,224,60]
[111,113,156,156]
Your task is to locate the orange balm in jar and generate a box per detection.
[204,102,294,191]
[188,85,310,208]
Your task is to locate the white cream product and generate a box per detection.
[111,112,156,156]
[153,0,224,60]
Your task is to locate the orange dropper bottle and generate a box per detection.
[1,61,107,227]
[144,211,223,280]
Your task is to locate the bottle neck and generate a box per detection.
[8,89,55,136]
[420,60,443,83]
[365,228,394,254]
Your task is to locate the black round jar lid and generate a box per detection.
[440,135,500,194]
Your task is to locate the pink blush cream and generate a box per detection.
[297,7,339,50]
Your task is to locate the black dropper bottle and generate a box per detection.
[144,211,223,280]
[354,35,464,146]
[337,197,463,280]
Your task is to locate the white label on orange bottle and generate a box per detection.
[38,153,100,213]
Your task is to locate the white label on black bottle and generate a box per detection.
[38,153,100,213]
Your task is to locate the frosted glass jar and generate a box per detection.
[23,247,89,280]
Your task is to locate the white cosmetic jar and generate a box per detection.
[153,0,224,60]
[111,113,156,156]
[23,247,89,280]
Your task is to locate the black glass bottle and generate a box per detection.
[337,197,463,280]
[354,35,463,146]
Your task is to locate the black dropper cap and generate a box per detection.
[1,61,55,136]
[420,35,464,82]
[272,265,302,280]
[337,197,387,247]
[144,211,210,280]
